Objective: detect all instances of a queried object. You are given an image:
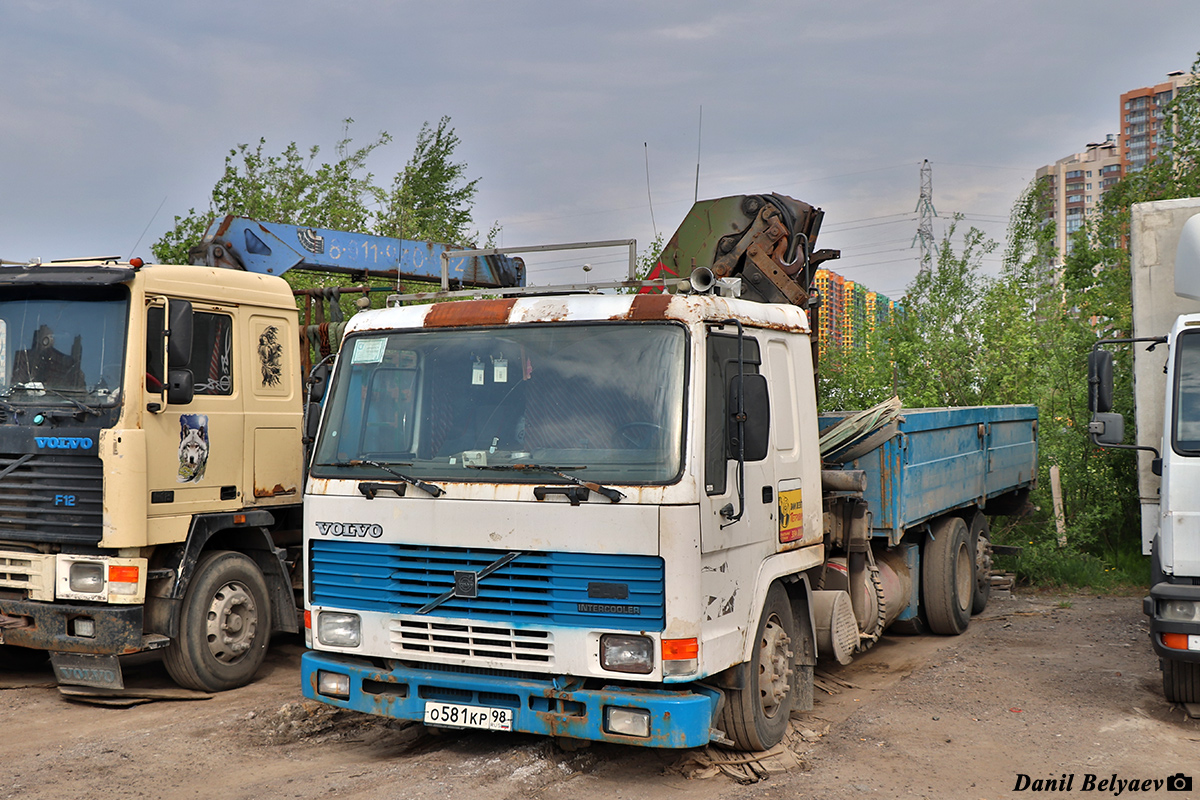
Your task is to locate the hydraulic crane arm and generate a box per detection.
[189,216,525,288]
[654,194,839,306]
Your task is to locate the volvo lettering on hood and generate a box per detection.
[314,521,384,539]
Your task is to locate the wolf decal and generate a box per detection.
[178,413,209,483]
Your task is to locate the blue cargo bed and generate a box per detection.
[819,405,1038,544]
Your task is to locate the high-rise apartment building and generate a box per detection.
[1033,71,1196,271]
[1034,136,1123,261]
[813,269,895,355]
[1121,70,1193,173]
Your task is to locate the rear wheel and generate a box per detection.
[923,516,972,635]
[720,584,798,751]
[1162,657,1200,704]
[163,550,271,692]
[968,512,992,615]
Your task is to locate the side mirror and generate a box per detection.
[167,299,194,369]
[166,368,194,406]
[308,362,331,404]
[1088,349,1113,413]
[729,373,770,462]
[1089,411,1124,445]
[305,402,322,442]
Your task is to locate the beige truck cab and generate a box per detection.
[0,260,304,691]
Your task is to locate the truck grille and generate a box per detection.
[0,453,104,545]
[389,618,554,664]
[309,541,665,631]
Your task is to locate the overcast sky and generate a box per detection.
[3,1,1199,298]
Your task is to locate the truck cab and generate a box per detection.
[302,292,825,749]
[0,261,304,691]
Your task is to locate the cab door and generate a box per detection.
[145,302,245,522]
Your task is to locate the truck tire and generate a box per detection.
[1162,658,1200,704]
[923,516,972,635]
[163,550,271,692]
[720,584,798,751]
[968,512,991,615]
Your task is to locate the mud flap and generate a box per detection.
[50,652,124,690]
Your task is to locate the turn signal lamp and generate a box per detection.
[108,564,140,595]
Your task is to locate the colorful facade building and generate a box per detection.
[813,268,896,355]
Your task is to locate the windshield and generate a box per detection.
[0,286,128,406]
[1173,329,1200,454]
[312,322,688,484]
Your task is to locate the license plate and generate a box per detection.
[423,701,513,731]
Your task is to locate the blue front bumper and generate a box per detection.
[301,650,720,749]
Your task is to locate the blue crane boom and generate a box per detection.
[189,216,525,288]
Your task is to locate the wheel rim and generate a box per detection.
[205,581,259,664]
[758,614,793,719]
[975,535,992,592]
[954,541,972,612]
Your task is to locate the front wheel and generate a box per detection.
[163,550,271,692]
[720,584,799,751]
[1162,657,1200,704]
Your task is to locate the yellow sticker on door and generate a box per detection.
[778,488,803,542]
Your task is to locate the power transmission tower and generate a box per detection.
[912,159,937,272]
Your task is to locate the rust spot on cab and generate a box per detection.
[625,294,673,320]
[425,298,517,327]
[254,483,297,498]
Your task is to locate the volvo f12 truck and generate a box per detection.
[0,219,523,692]
[1089,198,1200,704]
[299,194,1038,750]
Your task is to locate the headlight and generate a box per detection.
[604,706,651,737]
[600,634,653,674]
[317,670,351,699]
[317,611,362,647]
[1159,599,1200,623]
[69,562,104,594]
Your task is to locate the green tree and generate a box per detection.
[891,217,997,407]
[152,120,390,265]
[374,116,481,246]
[152,116,487,267]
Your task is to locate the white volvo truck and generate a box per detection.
[299,194,1038,749]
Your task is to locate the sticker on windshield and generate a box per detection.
[352,338,387,364]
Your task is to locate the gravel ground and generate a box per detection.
[3,590,1196,800]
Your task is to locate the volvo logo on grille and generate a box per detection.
[35,436,94,450]
[453,571,478,598]
[314,521,383,538]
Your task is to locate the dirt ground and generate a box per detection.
[3,590,1198,800]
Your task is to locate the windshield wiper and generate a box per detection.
[320,459,445,498]
[44,388,103,417]
[2,384,102,418]
[468,463,625,503]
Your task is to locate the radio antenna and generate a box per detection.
[694,106,703,203]
[644,142,658,238]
